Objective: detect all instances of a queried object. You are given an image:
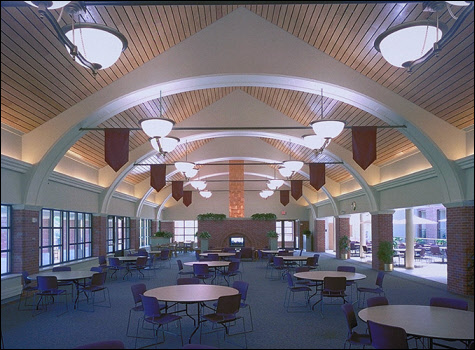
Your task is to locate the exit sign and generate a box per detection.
[281,211,286,215]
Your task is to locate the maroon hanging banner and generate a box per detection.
[183,191,192,207]
[280,190,290,206]
[104,128,129,172]
[352,126,377,170]
[291,180,303,200]
[150,164,167,193]
[172,181,183,201]
[309,163,325,191]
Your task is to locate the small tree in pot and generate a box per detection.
[377,241,395,271]
[338,235,351,259]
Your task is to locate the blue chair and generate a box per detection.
[357,271,385,308]
[341,303,371,349]
[127,283,146,337]
[18,271,38,311]
[130,256,148,279]
[270,256,287,280]
[193,264,212,284]
[429,297,468,310]
[337,266,357,302]
[367,320,409,349]
[159,249,171,268]
[218,261,241,286]
[77,272,110,312]
[313,276,347,317]
[283,272,311,312]
[135,294,183,348]
[52,266,74,300]
[34,275,68,316]
[177,259,195,279]
[367,296,389,307]
[108,257,126,280]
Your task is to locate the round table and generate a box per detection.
[184,261,231,283]
[358,305,474,347]
[199,252,236,259]
[282,256,308,264]
[144,284,239,343]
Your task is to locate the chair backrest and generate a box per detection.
[284,272,295,288]
[216,293,242,315]
[90,266,103,273]
[228,261,240,273]
[295,266,310,273]
[323,277,347,292]
[195,251,201,261]
[131,283,147,305]
[109,257,121,267]
[74,340,125,349]
[375,271,385,288]
[137,248,148,256]
[273,256,284,267]
[160,249,170,259]
[21,271,31,287]
[341,303,358,332]
[257,250,263,259]
[232,281,249,301]
[367,296,389,307]
[362,245,368,253]
[429,297,468,311]
[207,253,219,261]
[313,254,320,263]
[177,277,200,285]
[430,245,441,255]
[37,275,58,291]
[136,256,148,267]
[235,251,242,259]
[177,259,185,271]
[90,272,106,287]
[337,265,355,273]
[193,263,209,276]
[140,294,162,317]
[306,256,316,267]
[367,320,409,349]
[419,248,426,257]
[52,266,71,272]
[98,255,107,266]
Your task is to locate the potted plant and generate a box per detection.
[377,240,394,271]
[150,231,173,246]
[197,213,226,221]
[266,230,278,250]
[303,230,313,252]
[338,235,351,259]
[251,213,277,220]
[195,231,211,251]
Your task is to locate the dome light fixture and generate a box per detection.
[282,160,304,173]
[267,179,284,190]
[190,181,207,191]
[302,134,327,150]
[175,161,195,173]
[278,166,293,178]
[150,136,180,155]
[140,91,175,138]
[199,190,212,199]
[25,1,71,9]
[259,190,274,199]
[185,168,199,178]
[310,120,345,139]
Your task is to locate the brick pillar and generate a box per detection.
[446,203,474,295]
[12,205,41,274]
[229,161,244,218]
[335,216,350,258]
[151,220,158,234]
[314,219,325,252]
[371,211,395,270]
[160,221,174,234]
[92,214,107,257]
[130,218,140,250]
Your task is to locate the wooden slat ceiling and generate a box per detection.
[1,2,473,187]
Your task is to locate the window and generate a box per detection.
[39,208,92,267]
[276,220,296,248]
[174,220,198,243]
[437,209,447,239]
[106,216,130,253]
[1,205,12,275]
[140,219,152,247]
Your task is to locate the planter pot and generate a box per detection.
[340,252,349,260]
[150,237,171,247]
[200,238,209,252]
[305,236,313,252]
[383,263,393,272]
[269,237,278,250]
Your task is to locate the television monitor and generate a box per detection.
[229,236,245,247]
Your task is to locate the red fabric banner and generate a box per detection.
[280,190,290,206]
[172,181,183,201]
[291,180,303,200]
[183,191,192,207]
[150,164,167,193]
[104,128,129,172]
[309,163,325,191]
[352,126,377,170]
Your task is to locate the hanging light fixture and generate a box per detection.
[282,160,304,173]
[190,180,207,191]
[374,1,473,71]
[24,1,128,75]
[309,89,345,142]
[259,190,274,199]
[175,141,195,176]
[199,190,212,199]
[150,136,180,155]
[302,134,327,150]
[278,166,293,178]
[267,179,284,190]
[185,168,199,178]
[140,91,175,138]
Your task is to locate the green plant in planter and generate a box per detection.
[195,231,211,239]
[377,241,394,264]
[153,231,173,238]
[251,213,277,220]
[302,230,312,236]
[338,235,351,254]
[197,213,226,221]
[266,230,278,238]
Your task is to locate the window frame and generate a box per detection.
[1,204,12,275]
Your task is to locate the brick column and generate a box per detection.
[445,203,474,295]
[130,218,140,250]
[92,214,107,257]
[371,211,395,270]
[335,216,350,258]
[314,219,325,252]
[151,220,158,234]
[160,221,174,234]
[229,161,244,218]
[12,205,41,274]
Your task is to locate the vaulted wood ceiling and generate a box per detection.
[1,1,473,188]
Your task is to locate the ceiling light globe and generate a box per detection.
[200,190,212,199]
[63,23,128,69]
[310,120,345,139]
[150,136,179,154]
[175,161,195,173]
[140,118,175,138]
[267,179,284,190]
[374,20,447,68]
[190,181,207,191]
[25,1,71,9]
[302,134,327,150]
[278,167,293,178]
[445,1,471,6]
[282,160,304,173]
[185,168,199,178]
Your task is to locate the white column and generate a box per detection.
[360,213,366,258]
[405,208,415,269]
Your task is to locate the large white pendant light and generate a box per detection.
[190,181,207,191]
[259,190,274,199]
[140,118,175,138]
[175,161,195,173]
[302,134,327,150]
[310,120,345,139]
[267,179,284,190]
[150,136,180,155]
[278,166,293,178]
[185,168,199,178]
[282,160,304,173]
[25,1,71,9]
[199,190,212,199]
[374,20,447,68]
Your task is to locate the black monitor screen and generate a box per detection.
[229,236,244,247]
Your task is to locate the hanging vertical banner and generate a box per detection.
[291,180,303,200]
[309,163,325,191]
[183,191,192,207]
[352,126,377,170]
[150,164,167,193]
[280,190,290,206]
[172,181,183,201]
[104,128,129,172]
